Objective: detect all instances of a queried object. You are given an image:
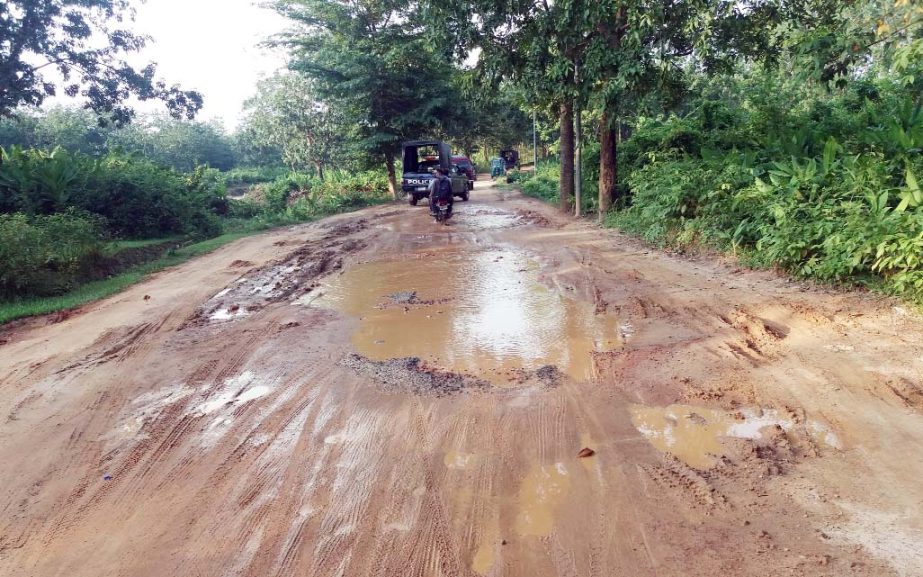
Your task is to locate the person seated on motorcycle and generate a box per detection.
[428,168,453,217]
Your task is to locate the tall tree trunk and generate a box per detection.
[559,100,575,213]
[316,162,325,182]
[597,6,625,221]
[598,110,618,220]
[385,155,399,200]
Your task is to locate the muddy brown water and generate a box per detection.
[307,247,623,385]
[629,404,842,469]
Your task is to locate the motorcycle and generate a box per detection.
[433,194,452,225]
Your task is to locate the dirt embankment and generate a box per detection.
[1,182,922,577]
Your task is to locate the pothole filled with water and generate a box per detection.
[630,403,841,469]
[304,248,622,385]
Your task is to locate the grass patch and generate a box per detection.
[0,228,282,325]
[104,236,184,254]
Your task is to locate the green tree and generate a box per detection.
[421,0,593,212]
[0,0,202,124]
[239,72,353,178]
[443,77,533,162]
[107,115,238,171]
[0,113,38,150]
[271,0,460,197]
[425,0,813,217]
[32,107,111,154]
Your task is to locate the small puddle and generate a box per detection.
[456,208,522,230]
[472,518,500,574]
[306,249,621,385]
[444,451,479,470]
[515,463,571,537]
[630,404,840,468]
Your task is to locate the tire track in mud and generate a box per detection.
[58,317,171,373]
[234,398,320,577]
[25,311,191,551]
[561,391,621,577]
[395,400,468,577]
[220,381,336,577]
[309,407,391,575]
[14,309,328,569]
[362,401,437,576]
[182,217,369,330]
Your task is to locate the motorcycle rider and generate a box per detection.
[428,167,453,217]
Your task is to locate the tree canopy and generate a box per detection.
[0,0,202,124]
[238,73,355,178]
[271,0,462,195]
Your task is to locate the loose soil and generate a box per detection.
[1,181,922,576]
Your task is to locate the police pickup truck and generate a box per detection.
[401,140,470,206]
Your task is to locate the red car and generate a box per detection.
[452,155,476,190]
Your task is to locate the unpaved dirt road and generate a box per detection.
[2,181,923,577]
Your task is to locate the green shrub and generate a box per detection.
[521,172,559,204]
[223,166,289,185]
[516,161,597,215]
[227,198,265,219]
[0,212,104,298]
[0,146,229,239]
[285,170,389,219]
[606,74,923,305]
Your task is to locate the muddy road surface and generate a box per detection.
[2,182,923,577]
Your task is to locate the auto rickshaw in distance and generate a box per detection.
[490,157,505,178]
[500,148,520,171]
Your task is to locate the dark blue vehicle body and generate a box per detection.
[401,141,469,205]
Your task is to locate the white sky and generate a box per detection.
[127,0,289,128]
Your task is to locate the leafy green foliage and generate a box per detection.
[515,161,597,215]
[272,0,462,194]
[0,0,201,122]
[607,70,923,304]
[0,109,239,171]
[239,73,355,177]
[107,116,237,171]
[223,166,290,185]
[0,211,104,298]
[0,146,228,238]
[251,170,390,220]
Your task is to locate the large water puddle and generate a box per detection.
[304,248,622,385]
[630,404,841,469]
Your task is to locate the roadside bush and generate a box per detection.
[227,198,265,219]
[286,170,389,219]
[0,146,92,214]
[223,166,289,185]
[0,212,104,298]
[0,147,229,239]
[606,74,923,304]
[517,162,596,214]
[521,169,559,204]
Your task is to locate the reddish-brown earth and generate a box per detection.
[1,181,922,576]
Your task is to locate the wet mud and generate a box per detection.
[630,403,840,469]
[2,189,922,577]
[341,353,491,396]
